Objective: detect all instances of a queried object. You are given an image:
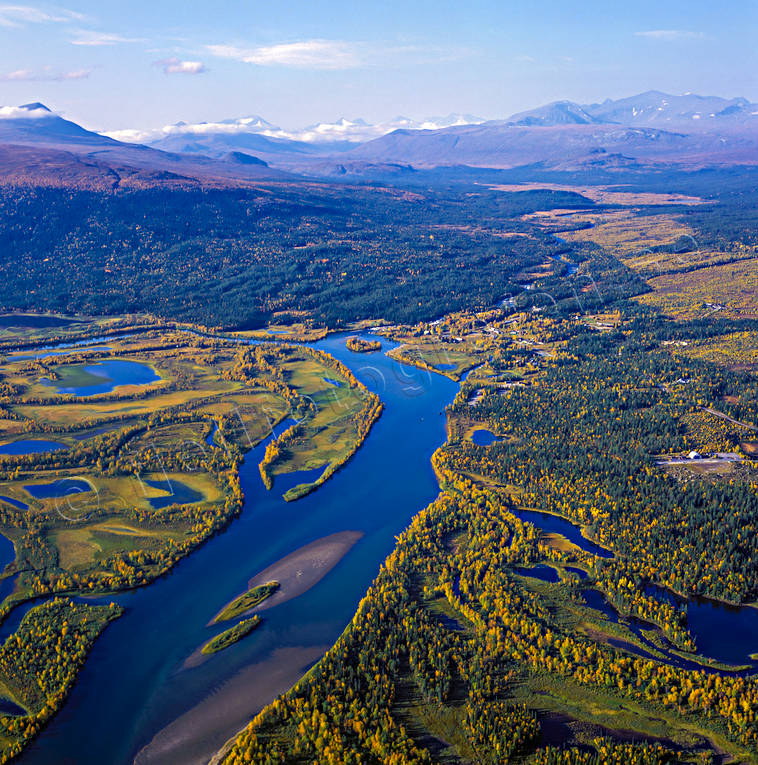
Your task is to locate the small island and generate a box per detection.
[346,336,381,353]
[201,615,262,655]
[213,581,280,623]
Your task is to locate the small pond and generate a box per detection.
[143,479,204,510]
[274,466,327,496]
[43,360,159,397]
[0,439,66,456]
[512,507,614,559]
[514,564,560,583]
[0,496,28,511]
[564,566,589,580]
[470,429,500,446]
[12,346,112,361]
[24,478,93,499]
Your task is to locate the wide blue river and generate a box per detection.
[18,333,458,765]
[13,330,758,763]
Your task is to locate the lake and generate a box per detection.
[43,360,160,396]
[0,440,66,456]
[645,583,758,667]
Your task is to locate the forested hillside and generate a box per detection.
[0,185,590,328]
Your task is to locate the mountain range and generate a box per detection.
[140,91,758,173]
[0,102,289,189]
[502,91,758,130]
[0,91,757,188]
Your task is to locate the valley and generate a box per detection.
[0,87,757,765]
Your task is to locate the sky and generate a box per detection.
[0,0,756,136]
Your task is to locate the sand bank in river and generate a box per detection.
[244,529,364,612]
[140,530,364,763]
[183,529,363,670]
[134,645,328,765]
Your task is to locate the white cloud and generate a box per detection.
[70,30,142,46]
[635,30,703,41]
[154,57,206,75]
[103,127,153,142]
[0,4,84,28]
[0,67,90,81]
[0,104,54,119]
[105,113,485,146]
[207,39,361,70]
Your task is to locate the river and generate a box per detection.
[17,332,458,765]
[10,328,758,763]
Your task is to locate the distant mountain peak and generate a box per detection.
[19,102,52,113]
[582,91,758,129]
[505,100,601,127]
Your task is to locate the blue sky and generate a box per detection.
[0,0,755,133]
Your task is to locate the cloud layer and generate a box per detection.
[105,112,485,145]
[0,104,55,119]
[70,30,143,46]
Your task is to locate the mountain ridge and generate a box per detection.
[2,91,758,187]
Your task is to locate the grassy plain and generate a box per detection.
[263,349,381,498]
[550,211,693,256]
[635,257,758,319]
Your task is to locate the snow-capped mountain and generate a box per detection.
[500,92,758,131]
[0,102,288,188]
[0,102,121,147]
[502,101,603,126]
[582,91,758,129]
[103,112,486,157]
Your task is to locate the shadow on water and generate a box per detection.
[0,698,25,717]
[143,480,204,511]
[514,564,560,583]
